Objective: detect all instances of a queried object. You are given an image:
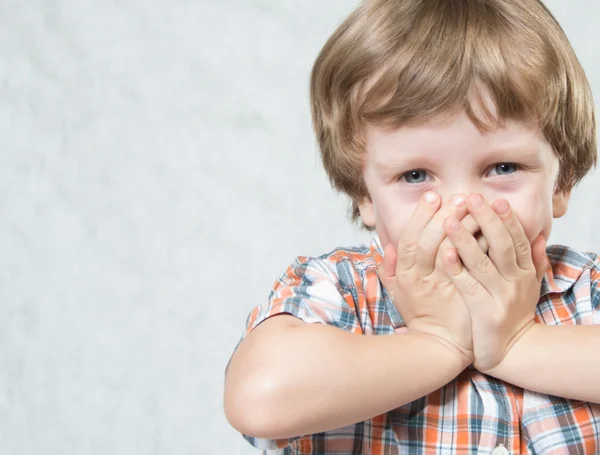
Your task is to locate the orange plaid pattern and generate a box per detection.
[234,235,600,454]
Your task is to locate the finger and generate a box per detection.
[437,214,487,269]
[461,214,487,251]
[530,234,548,283]
[435,214,489,270]
[490,199,534,272]
[416,194,468,275]
[454,213,489,253]
[444,215,502,294]
[476,232,489,253]
[437,239,488,271]
[467,194,517,277]
[440,247,462,276]
[377,243,399,300]
[396,191,441,272]
[437,234,487,271]
[442,246,490,310]
[378,243,397,281]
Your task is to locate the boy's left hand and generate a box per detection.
[441,194,548,372]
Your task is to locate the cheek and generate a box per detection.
[372,193,419,248]
[505,188,554,242]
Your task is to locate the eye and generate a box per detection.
[401,169,429,184]
[489,163,518,176]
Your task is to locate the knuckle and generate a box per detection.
[514,239,530,255]
[476,256,493,273]
[399,239,417,255]
[463,278,481,296]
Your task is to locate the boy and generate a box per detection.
[224,0,600,453]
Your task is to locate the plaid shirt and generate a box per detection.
[235,234,600,454]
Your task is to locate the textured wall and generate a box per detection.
[0,1,598,454]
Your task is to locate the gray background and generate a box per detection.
[0,1,598,454]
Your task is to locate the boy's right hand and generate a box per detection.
[377,192,478,364]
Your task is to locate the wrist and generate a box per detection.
[481,321,539,376]
[408,330,474,368]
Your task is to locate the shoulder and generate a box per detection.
[282,241,379,289]
[262,240,385,333]
[543,244,600,313]
[545,244,599,289]
[547,244,599,270]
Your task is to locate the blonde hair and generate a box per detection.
[310,0,597,226]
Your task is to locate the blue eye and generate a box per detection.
[490,163,518,176]
[402,170,428,184]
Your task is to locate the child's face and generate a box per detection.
[358,110,571,250]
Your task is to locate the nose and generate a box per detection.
[438,180,482,207]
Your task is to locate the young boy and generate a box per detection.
[224,0,599,453]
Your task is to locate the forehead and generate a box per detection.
[363,110,547,161]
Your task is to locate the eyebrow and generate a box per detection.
[485,144,543,160]
[374,155,436,173]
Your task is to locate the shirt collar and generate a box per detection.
[540,244,592,296]
[370,232,384,265]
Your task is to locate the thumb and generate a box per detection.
[377,243,397,289]
[531,235,548,283]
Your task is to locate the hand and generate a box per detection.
[441,194,547,372]
[377,192,477,363]
[437,217,488,270]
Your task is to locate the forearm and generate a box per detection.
[485,323,600,403]
[224,316,470,439]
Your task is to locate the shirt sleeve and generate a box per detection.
[244,255,363,336]
[231,255,363,451]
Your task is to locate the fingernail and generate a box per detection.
[448,217,461,232]
[424,192,438,205]
[451,194,466,207]
[494,199,509,215]
[471,195,484,210]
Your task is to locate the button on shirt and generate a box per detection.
[491,445,510,455]
[233,234,600,454]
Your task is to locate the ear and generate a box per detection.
[552,189,571,219]
[358,197,376,228]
